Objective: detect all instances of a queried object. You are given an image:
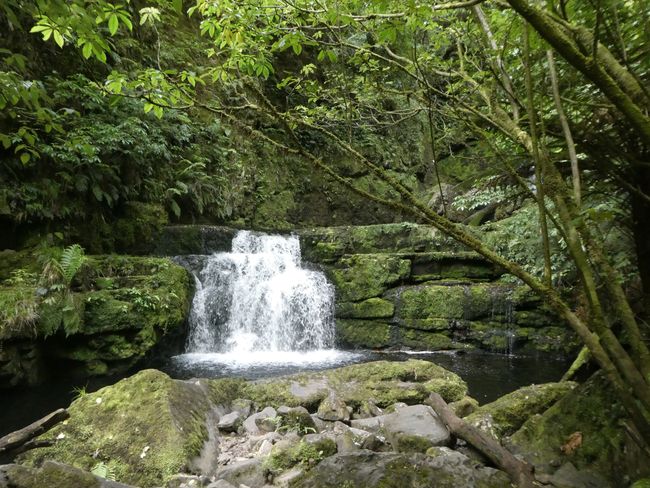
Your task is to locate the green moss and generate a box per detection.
[397,318,450,331]
[398,329,456,351]
[330,254,410,302]
[2,462,102,488]
[336,319,391,349]
[392,434,435,453]
[466,382,577,438]
[207,377,247,405]
[266,439,333,473]
[336,298,395,319]
[398,285,465,320]
[252,190,296,231]
[242,360,467,410]
[20,369,211,488]
[510,373,631,483]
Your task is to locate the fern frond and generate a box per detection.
[60,244,87,286]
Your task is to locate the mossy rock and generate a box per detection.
[409,252,503,282]
[291,451,509,488]
[20,369,211,487]
[466,382,577,438]
[299,223,469,262]
[336,298,395,319]
[396,318,451,331]
[240,360,467,410]
[509,373,650,483]
[330,254,410,302]
[396,285,465,319]
[397,328,457,351]
[336,319,391,349]
[0,461,125,488]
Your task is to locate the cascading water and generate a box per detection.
[171,231,355,375]
[186,231,335,353]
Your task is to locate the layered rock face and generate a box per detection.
[0,255,192,388]
[299,223,578,353]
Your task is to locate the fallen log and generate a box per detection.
[427,392,536,488]
[0,408,69,456]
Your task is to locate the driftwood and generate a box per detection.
[427,392,536,488]
[0,408,69,456]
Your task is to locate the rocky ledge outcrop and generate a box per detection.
[0,254,192,387]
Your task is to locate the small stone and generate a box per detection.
[218,411,244,432]
[207,481,237,488]
[231,399,253,417]
[317,395,350,422]
[273,467,304,488]
[243,407,277,436]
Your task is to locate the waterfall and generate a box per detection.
[185,231,335,354]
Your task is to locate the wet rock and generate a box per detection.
[317,394,350,422]
[290,450,509,488]
[214,459,267,488]
[243,407,277,436]
[218,411,244,433]
[351,404,449,452]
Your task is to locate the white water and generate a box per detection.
[176,231,349,368]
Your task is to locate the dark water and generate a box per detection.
[160,350,571,404]
[0,350,570,438]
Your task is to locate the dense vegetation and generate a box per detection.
[2,0,650,458]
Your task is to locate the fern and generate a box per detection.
[59,244,87,286]
[91,462,116,481]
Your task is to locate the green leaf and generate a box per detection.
[20,153,30,164]
[108,14,119,35]
[53,30,64,48]
[82,42,93,59]
[173,0,183,14]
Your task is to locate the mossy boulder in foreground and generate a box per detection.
[20,369,215,487]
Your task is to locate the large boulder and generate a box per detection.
[19,370,217,487]
[290,450,509,488]
[465,381,577,438]
[351,405,450,452]
[509,373,650,484]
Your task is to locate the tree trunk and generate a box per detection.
[0,408,69,456]
[427,392,536,488]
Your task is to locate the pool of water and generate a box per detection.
[0,349,571,439]
[161,349,571,404]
